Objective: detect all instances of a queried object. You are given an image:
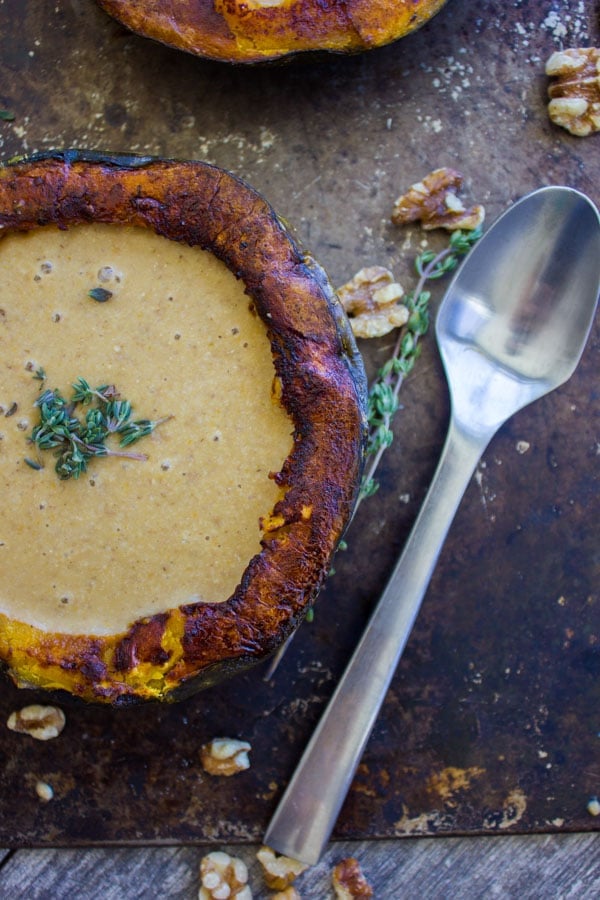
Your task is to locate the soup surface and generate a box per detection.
[0,225,292,635]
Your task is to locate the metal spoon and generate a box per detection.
[264,186,600,865]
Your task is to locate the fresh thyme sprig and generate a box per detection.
[359,226,482,501]
[26,375,171,480]
[264,227,482,680]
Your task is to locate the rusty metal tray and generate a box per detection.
[0,0,598,845]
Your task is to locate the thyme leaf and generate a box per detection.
[88,287,113,303]
[24,457,43,471]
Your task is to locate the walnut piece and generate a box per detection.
[6,704,66,741]
[391,168,485,231]
[587,797,600,816]
[256,846,308,890]
[200,737,251,776]
[337,266,408,339]
[332,857,373,900]
[546,48,600,136]
[199,850,252,900]
[35,780,54,802]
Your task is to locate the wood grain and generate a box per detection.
[1,834,599,898]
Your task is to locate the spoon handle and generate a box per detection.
[264,418,490,865]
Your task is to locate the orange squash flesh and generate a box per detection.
[96,0,449,64]
[0,151,367,704]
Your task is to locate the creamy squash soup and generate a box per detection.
[0,224,293,636]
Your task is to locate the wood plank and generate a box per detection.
[0,834,599,898]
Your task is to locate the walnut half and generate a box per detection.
[391,168,484,232]
[337,266,408,339]
[199,850,252,900]
[256,846,307,890]
[546,48,600,136]
[7,704,66,741]
[200,737,251,776]
[332,857,373,899]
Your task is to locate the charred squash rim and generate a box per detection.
[96,0,449,65]
[0,150,367,704]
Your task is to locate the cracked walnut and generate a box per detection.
[200,737,251,776]
[256,846,307,891]
[332,857,373,899]
[6,704,66,741]
[391,168,484,231]
[199,850,252,900]
[337,266,408,339]
[546,48,600,136]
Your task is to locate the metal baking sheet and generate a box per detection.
[0,0,598,845]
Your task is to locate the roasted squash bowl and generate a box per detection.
[96,0,449,64]
[0,151,367,704]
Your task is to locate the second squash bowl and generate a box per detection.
[96,0,449,64]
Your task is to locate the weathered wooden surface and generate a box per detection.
[0,0,599,852]
[1,833,600,898]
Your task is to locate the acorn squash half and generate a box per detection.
[96,0,448,64]
[0,150,367,704]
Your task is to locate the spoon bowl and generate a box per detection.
[438,187,600,438]
[265,187,600,865]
